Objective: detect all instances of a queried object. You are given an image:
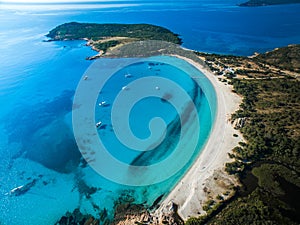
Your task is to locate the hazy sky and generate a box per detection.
[1,0,128,3]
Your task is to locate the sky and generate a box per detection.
[0,0,128,3]
[0,0,143,10]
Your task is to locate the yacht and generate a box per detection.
[96,121,102,128]
[9,185,24,195]
[99,101,107,107]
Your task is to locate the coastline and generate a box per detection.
[239,0,300,7]
[152,55,243,221]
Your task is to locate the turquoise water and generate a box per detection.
[0,1,299,224]
[0,52,216,224]
[71,56,215,187]
[95,59,206,164]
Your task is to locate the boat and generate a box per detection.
[9,185,24,196]
[7,179,38,196]
[124,73,132,78]
[99,101,107,107]
[122,86,129,91]
[155,86,160,90]
[96,121,102,128]
[83,75,88,80]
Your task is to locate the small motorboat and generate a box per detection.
[122,86,129,91]
[124,73,132,78]
[99,101,107,107]
[96,121,102,128]
[9,185,24,196]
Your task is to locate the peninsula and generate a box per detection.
[239,0,300,7]
[47,22,182,59]
[48,22,300,225]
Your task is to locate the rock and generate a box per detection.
[234,117,247,129]
[55,208,100,225]
[84,217,99,225]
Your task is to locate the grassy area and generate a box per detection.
[93,40,121,53]
[255,45,300,72]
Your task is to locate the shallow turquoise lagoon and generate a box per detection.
[0,54,216,224]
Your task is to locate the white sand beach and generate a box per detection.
[152,55,243,221]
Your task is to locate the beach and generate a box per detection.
[152,55,243,221]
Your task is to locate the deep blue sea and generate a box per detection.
[0,1,300,224]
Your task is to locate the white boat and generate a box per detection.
[96,121,102,128]
[10,185,24,195]
[122,86,129,91]
[99,101,107,106]
[83,75,88,80]
[124,73,132,78]
[155,86,160,90]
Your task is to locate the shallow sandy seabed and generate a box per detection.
[151,55,243,221]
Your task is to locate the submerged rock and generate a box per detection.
[5,90,81,174]
[55,208,100,225]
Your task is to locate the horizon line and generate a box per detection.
[0,0,140,4]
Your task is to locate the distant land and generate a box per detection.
[239,0,300,6]
[47,22,182,59]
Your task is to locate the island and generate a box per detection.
[48,22,300,225]
[239,0,300,7]
[47,22,182,59]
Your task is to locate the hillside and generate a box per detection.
[187,45,300,225]
[47,22,182,57]
[255,45,300,72]
[239,0,300,6]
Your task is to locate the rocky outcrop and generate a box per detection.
[150,201,184,225]
[112,202,183,225]
[55,209,100,225]
[112,203,149,225]
[233,117,247,129]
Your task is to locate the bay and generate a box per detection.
[0,1,299,224]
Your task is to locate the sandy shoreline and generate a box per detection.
[152,55,243,221]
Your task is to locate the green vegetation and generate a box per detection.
[230,78,299,164]
[252,164,300,196]
[47,22,181,43]
[255,45,300,72]
[47,22,182,57]
[186,46,300,224]
[93,40,121,53]
[239,0,300,7]
[210,189,297,224]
